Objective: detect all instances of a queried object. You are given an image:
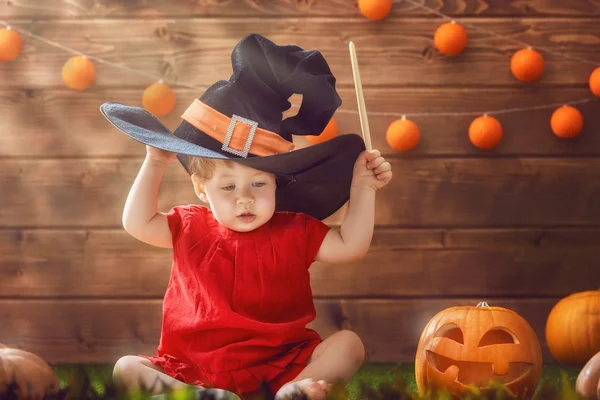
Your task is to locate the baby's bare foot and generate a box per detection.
[275,378,329,400]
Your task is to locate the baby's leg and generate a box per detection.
[112,355,190,395]
[275,330,365,400]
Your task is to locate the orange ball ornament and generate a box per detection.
[306,117,338,145]
[511,48,544,82]
[434,22,467,56]
[62,55,96,90]
[589,67,600,97]
[386,118,420,152]
[550,105,583,139]
[358,0,392,21]
[0,27,23,62]
[469,115,503,150]
[143,81,176,117]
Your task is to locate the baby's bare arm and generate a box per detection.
[315,186,375,264]
[122,148,176,248]
[315,149,392,264]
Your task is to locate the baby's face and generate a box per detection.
[198,160,277,232]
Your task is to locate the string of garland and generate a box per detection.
[1,0,599,153]
[357,0,600,152]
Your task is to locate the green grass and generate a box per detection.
[347,363,582,398]
[49,363,583,399]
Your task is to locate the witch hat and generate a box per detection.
[100,33,365,220]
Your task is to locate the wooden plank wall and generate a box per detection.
[1,0,599,365]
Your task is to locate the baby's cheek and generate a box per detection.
[211,196,234,219]
[259,192,275,213]
[263,191,277,208]
[223,202,238,219]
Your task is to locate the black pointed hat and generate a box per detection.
[100,33,365,220]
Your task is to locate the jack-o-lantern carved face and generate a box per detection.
[415,302,543,400]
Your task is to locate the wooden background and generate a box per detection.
[1,0,599,366]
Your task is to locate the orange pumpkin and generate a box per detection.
[62,55,96,90]
[0,344,60,399]
[358,0,392,21]
[0,27,23,62]
[306,117,338,145]
[545,290,600,365]
[590,67,600,98]
[434,22,468,56]
[550,105,583,139]
[469,115,503,150]
[511,48,544,83]
[386,118,420,152]
[415,302,543,400]
[576,351,600,400]
[143,81,176,117]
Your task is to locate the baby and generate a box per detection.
[101,33,392,400]
[112,144,391,400]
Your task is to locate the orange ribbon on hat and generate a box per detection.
[181,99,295,157]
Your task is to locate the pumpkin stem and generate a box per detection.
[477,301,490,308]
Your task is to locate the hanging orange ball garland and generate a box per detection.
[589,67,600,97]
[386,117,420,152]
[357,0,392,21]
[0,26,23,62]
[2,15,596,146]
[434,21,468,56]
[143,81,176,117]
[62,55,96,90]
[550,105,583,139]
[511,47,544,82]
[469,115,503,150]
[306,117,338,145]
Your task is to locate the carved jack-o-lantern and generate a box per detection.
[415,302,543,399]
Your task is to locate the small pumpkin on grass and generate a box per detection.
[545,289,600,365]
[0,343,60,400]
[415,301,543,400]
[576,351,600,400]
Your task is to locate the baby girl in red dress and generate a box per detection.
[100,33,392,400]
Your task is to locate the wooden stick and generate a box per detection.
[349,41,373,151]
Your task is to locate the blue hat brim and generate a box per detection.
[100,102,231,160]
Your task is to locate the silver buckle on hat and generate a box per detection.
[222,114,258,158]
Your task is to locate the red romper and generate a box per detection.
[144,204,331,398]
